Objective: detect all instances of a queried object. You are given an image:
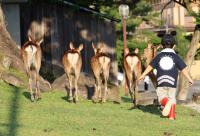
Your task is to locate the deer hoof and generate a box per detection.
[132,104,139,109]
[92,98,97,104]
[102,99,106,103]
[73,97,78,104]
[31,95,35,102]
[68,97,73,102]
[35,95,39,100]
[35,96,41,101]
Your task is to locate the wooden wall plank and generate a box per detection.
[20,3,118,82]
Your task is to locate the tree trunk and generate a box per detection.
[0,4,6,31]
[177,25,200,101]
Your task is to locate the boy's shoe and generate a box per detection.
[161,97,169,106]
[162,100,172,116]
[169,104,176,120]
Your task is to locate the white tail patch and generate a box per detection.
[126,56,139,71]
[99,56,110,70]
[25,45,37,54]
[25,45,37,65]
[67,53,79,68]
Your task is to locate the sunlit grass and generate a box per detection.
[0,81,200,136]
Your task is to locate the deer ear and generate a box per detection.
[37,38,43,45]
[156,44,161,49]
[92,42,95,49]
[28,35,32,41]
[92,42,97,54]
[92,42,95,50]
[78,44,83,52]
[134,48,139,54]
[172,44,176,49]
[69,42,73,49]
[124,48,129,55]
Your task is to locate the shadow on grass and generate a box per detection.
[122,96,161,116]
[61,96,68,101]
[61,95,75,103]
[23,91,31,101]
[138,104,161,116]
[121,96,132,103]
[8,86,21,136]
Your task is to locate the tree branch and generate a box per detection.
[173,0,188,9]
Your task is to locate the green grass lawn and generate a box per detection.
[0,81,200,136]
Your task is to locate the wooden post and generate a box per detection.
[122,16,128,96]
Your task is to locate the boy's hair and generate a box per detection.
[161,34,175,48]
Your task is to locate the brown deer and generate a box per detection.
[143,43,161,88]
[21,35,43,101]
[143,43,161,67]
[124,48,142,107]
[62,42,83,103]
[91,43,111,103]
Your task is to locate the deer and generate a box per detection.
[143,43,161,88]
[62,42,83,103]
[91,42,111,103]
[21,35,43,101]
[123,48,142,108]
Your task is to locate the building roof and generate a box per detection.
[60,0,120,23]
[1,0,120,23]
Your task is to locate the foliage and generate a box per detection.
[174,27,190,59]
[98,1,161,70]
[0,81,200,136]
[117,29,161,71]
[195,48,200,60]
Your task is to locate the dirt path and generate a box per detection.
[184,103,200,113]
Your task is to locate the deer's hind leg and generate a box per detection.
[35,58,42,100]
[74,75,79,103]
[102,70,109,103]
[67,74,73,102]
[35,73,41,100]
[133,82,139,108]
[29,77,34,102]
[125,73,134,104]
[128,80,134,104]
[130,73,139,108]
[92,77,101,103]
[26,67,34,102]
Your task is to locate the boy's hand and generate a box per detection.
[139,75,145,81]
[189,80,193,86]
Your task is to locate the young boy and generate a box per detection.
[139,34,193,120]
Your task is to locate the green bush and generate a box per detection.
[174,27,190,59]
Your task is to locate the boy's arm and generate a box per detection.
[181,67,193,85]
[139,65,153,81]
